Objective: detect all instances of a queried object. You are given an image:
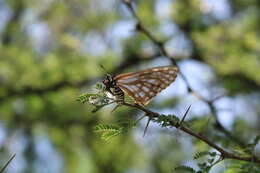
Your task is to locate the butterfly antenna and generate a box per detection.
[99,64,109,74]
[143,117,151,137]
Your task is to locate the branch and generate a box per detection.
[122,0,247,147]
[122,102,260,164]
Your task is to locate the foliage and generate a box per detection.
[76,83,114,113]
[93,124,124,141]
[174,165,196,173]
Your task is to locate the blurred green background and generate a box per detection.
[0,0,260,172]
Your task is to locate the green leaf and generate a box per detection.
[95,82,106,91]
[94,124,124,141]
[209,152,217,157]
[77,89,115,112]
[77,93,106,104]
[194,151,211,160]
[155,114,179,127]
[208,158,215,164]
[174,165,196,173]
[94,124,121,133]
[101,130,122,141]
[198,162,208,170]
[91,104,109,113]
[76,93,92,103]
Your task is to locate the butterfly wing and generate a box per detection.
[114,66,178,105]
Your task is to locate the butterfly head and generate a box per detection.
[103,74,116,89]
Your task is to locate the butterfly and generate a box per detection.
[102,66,178,106]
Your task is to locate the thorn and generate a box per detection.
[99,64,109,74]
[0,154,16,173]
[111,104,120,113]
[176,105,192,138]
[143,117,151,137]
[179,105,192,127]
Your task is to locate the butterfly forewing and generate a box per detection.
[114,66,178,105]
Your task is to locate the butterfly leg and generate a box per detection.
[111,97,124,113]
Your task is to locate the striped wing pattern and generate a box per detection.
[114,66,178,105]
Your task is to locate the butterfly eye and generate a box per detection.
[103,79,111,89]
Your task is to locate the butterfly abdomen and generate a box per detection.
[103,74,125,104]
[111,85,124,104]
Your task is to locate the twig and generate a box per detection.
[122,0,247,147]
[122,102,260,164]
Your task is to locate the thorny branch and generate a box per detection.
[122,0,247,147]
[122,102,260,164]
